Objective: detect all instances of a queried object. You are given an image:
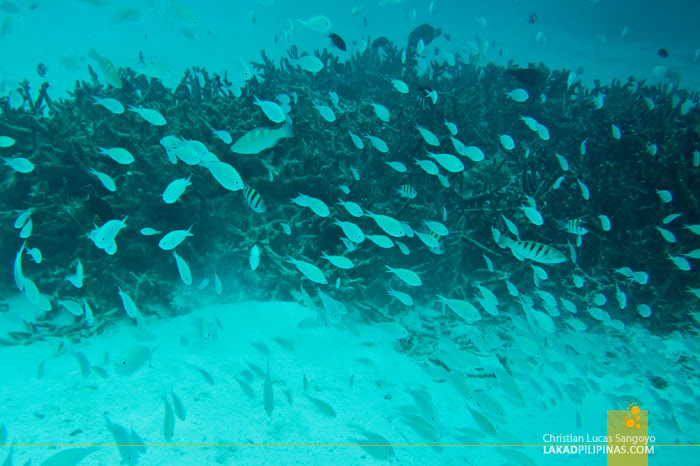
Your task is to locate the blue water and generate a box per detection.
[0,0,699,464]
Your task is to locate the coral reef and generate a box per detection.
[1,40,698,343]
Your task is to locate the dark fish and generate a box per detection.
[658,48,669,58]
[251,341,270,356]
[235,377,255,398]
[86,194,115,222]
[72,351,91,378]
[371,36,391,52]
[197,367,215,385]
[328,32,346,51]
[288,45,299,60]
[505,67,548,95]
[408,23,442,49]
[528,12,538,24]
[36,62,47,78]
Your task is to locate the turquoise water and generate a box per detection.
[0,1,699,464]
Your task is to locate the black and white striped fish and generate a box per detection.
[426,229,445,255]
[395,184,417,199]
[562,219,588,236]
[243,186,266,213]
[499,236,567,264]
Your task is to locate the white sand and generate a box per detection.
[0,289,698,464]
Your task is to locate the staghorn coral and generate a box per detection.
[0,39,699,344]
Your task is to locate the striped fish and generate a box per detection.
[243,186,266,213]
[562,219,588,236]
[426,229,445,255]
[395,184,417,199]
[499,236,567,264]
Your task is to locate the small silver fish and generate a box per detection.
[264,360,274,417]
[162,395,175,440]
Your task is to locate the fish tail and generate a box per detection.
[280,123,294,138]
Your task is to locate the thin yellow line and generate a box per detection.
[0,444,697,447]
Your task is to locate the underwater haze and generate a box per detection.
[0,0,699,464]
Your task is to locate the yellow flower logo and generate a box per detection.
[623,403,642,429]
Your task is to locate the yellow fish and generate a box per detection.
[231,125,294,154]
[88,49,122,89]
